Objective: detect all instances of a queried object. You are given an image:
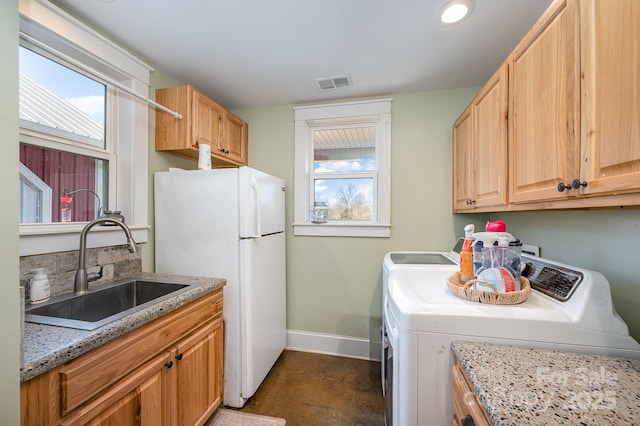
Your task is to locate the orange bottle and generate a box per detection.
[460,224,474,282]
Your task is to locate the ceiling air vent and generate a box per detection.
[314,75,352,91]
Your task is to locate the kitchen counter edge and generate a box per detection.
[21,273,225,382]
[451,341,640,426]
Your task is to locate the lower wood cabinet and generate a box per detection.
[452,359,490,426]
[174,320,223,426]
[21,289,223,426]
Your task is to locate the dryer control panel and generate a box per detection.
[522,258,583,302]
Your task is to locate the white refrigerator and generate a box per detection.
[154,166,286,408]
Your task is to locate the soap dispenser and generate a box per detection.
[30,268,50,304]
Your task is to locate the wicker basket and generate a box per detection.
[446,271,530,305]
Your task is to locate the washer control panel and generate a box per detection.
[522,257,583,301]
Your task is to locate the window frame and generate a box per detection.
[19,41,116,224]
[293,99,392,237]
[18,0,151,256]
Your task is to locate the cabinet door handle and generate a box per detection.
[175,353,183,361]
[571,179,587,189]
[558,180,587,192]
[165,361,173,369]
[461,414,476,426]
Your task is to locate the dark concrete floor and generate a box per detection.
[239,350,385,426]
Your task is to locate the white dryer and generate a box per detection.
[380,242,462,417]
[382,243,461,330]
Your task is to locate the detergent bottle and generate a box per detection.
[472,231,516,292]
[474,220,506,277]
[495,236,516,292]
[459,224,474,282]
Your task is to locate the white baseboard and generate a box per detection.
[286,329,381,361]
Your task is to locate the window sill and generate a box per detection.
[293,222,391,238]
[19,223,149,256]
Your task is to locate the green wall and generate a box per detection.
[493,210,640,340]
[140,44,640,350]
[1,0,21,423]
[224,89,640,345]
[142,86,481,347]
[142,69,193,272]
[233,89,482,344]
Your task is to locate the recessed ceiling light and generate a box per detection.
[440,0,475,25]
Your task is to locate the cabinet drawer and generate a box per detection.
[59,289,222,415]
[452,362,490,426]
[60,352,171,426]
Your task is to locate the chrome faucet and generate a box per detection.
[74,217,138,294]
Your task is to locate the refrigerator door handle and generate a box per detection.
[250,177,262,238]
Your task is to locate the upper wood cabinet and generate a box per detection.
[156,85,248,167]
[579,0,640,196]
[454,0,640,212]
[508,0,581,204]
[192,89,224,149]
[453,105,473,211]
[453,64,508,212]
[473,64,509,209]
[221,110,248,165]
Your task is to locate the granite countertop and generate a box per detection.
[21,272,225,382]
[451,341,640,425]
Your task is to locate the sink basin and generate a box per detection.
[25,279,192,330]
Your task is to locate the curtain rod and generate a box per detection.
[20,32,183,120]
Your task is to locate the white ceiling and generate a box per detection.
[51,0,554,111]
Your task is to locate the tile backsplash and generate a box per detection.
[20,244,142,300]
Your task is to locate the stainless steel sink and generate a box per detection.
[25,279,192,330]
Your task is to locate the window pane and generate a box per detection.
[19,144,108,224]
[314,127,376,172]
[314,178,373,221]
[19,46,106,147]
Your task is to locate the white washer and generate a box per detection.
[384,255,640,426]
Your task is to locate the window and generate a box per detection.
[294,99,392,237]
[19,163,52,223]
[312,127,376,222]
[19,45,112,224]
[19,0,151,255]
